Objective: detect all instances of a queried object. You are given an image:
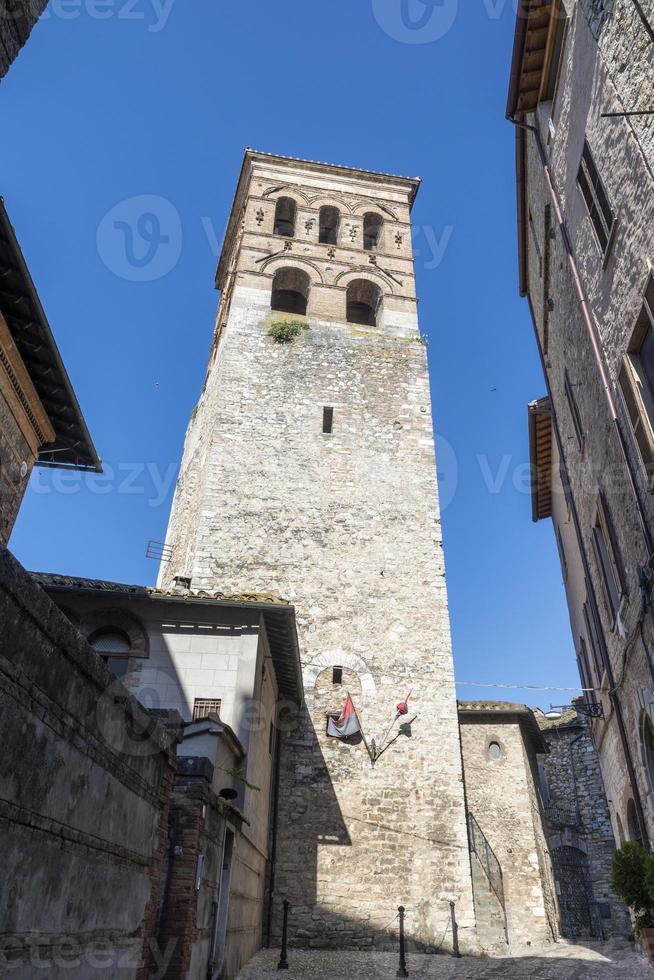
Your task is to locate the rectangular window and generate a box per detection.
[192,698,222,721]
[323,406,334,434]
[582,600,603,685]
[577,139,615,255]
[577,634,593,694]
[591,493,626,624]
[543,9,569,104]
[564,370,584,451]
[619,275,654,481]
[556,525,568,582]
[332,666,343,685]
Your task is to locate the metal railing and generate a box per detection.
[467,812,509,944]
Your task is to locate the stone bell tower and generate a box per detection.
[159,149,475,951]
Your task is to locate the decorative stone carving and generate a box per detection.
[256,208,265,226]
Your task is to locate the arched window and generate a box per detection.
[271,267,310,316]
[643,712,654,788]
[89,628,131,680]
[273,197,296,238]
[626,798,643,844]
[319,206,340,245]
[363,212,383,251]
[346,279,382,327]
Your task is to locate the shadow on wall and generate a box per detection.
[268,670,465,956]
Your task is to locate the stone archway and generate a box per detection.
[303,651,375,711]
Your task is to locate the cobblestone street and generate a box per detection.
[236,942,651,979]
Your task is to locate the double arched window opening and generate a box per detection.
[270,269,382,328]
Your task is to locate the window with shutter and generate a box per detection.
[618,276,654,482]
[577,139,615,255]
[591,494,626,625]
[582,600,603,684]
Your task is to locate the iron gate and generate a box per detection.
[551,845,600,940]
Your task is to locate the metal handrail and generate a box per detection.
[467,812,509,944]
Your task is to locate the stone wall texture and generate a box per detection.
[460,714,557,948]
[0,546,177,977]
[538,714,630,938]
[158,154,476,953]
[0,0,48,79]
[520,0,654,849]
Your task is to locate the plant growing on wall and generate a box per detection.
[267,319,309,344]
[611,842,654,963]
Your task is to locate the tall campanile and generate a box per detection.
[159,150,475,950]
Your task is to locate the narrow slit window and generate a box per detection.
[323,407,334,434]
[332,667,343,685]
[564,370,584,451]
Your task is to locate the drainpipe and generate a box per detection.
[508,115,651,848]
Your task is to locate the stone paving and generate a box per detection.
[235,942,652,979]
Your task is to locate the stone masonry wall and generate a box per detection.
[521,0,654,847]
[0,0,48,79]
[158,156,476,952]
[0,546,176,978]
[460,716,557,947]
[538,715,630,938]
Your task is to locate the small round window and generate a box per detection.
[488,741,502,761]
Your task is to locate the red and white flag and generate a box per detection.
[327,694,361,740]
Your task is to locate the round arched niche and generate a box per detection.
[637,687,654,799]
[303,651,375,712]
[80,607,149,658]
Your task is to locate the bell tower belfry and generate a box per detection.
[159,149,476,951]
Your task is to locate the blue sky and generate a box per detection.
[1,0,579,708]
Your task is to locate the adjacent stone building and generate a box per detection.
[156,148,477,953]
[34,572,304,979]
[0,549,177,978]
[459,702,558,949]
[0,199,100,544]
[535,706,631,940]
[509,0,654,848]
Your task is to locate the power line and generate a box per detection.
[455,680,596,693]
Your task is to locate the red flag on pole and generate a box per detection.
[327,694,362,740]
